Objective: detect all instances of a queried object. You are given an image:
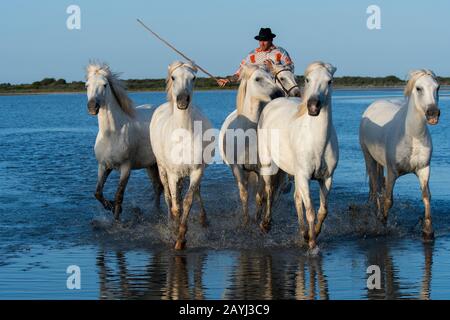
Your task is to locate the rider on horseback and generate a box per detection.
[217,28,295,87]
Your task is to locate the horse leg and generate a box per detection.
[146,164,163,210]
[294,184,307,241]
[296,175,317,251]
[362,147,379,203]
[113,164,131,221]
[260,174,274,233]
[95,164,113,210]
[157,165,172,219]
[417,167,434,240]
[175,168,204,250]
[315,176,332,237]
[231,165,249,226]
[168,173,182,222]
[382,168,397,225]
[195,185,207,228]
[255,175,265,223]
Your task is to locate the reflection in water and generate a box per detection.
[223,251,328,300]
[364,242,434,300]
[95,241,435,300]
[97,250,206,300]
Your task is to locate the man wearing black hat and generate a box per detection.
[217,27,294,87]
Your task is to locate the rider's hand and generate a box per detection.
[264,60,274,70]
[217,78,229,87]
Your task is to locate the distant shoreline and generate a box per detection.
[2,85,450,97]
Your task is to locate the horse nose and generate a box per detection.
[307,96,321,116]
[291,87,302,98]
[426,106,440,125]
[87,99,100,115]
[270,88,284,99]
[176,92,191,109]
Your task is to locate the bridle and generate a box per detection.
[273,68,299,96]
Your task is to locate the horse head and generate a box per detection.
[166,61,198,110]
[301,62,336,117]
[85,63,110,115]
[269,64,301,97]
[405,70,440,125]
[236,64,283,115]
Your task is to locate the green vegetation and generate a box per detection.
[1,75,450,95]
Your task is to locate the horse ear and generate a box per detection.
[190,61,198,74]
[239,64,250,80]
[325,63,337,76]
[265,62,275,74]
[407,70,420,80]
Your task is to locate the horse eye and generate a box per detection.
[171,76,175,81]
[305,78,310,83]
[103,84,107,88]
[255,77,261,82]
[328,80,333,85]
[280,77,286,82]
[416,86,423,93]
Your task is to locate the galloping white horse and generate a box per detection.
[219,65,284,225]
[359,70,440,240]
[86,63,162,221]
[150,61,213,250]
[258,62,338,252]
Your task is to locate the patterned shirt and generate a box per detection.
[228,45,294,82]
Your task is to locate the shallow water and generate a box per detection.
[0,89,450,299]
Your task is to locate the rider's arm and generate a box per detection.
[275,47,295,71]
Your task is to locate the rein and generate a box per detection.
[274,68,299,96]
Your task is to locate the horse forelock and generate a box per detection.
[86,62,135,117]
[86,62,110,80]
[304,61,335,78]
[271,63,293,76]
[404,69,437,97]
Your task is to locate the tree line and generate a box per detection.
[1,76,449,94]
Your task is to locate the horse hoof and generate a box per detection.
[174,240,186,250]
[378,214,387,226]
[307,245,320,256]
[422,230,435,242]
[259,221,271,233]
[301,230,309,242]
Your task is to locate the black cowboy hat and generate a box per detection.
[254,28,276,41]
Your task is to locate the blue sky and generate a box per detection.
[1,0,449,83]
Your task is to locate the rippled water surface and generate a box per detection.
[1,89,450,299]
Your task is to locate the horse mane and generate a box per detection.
[236,64,260,115]
[166,61,198,103]
[297,61,336,117]
[404,69,436,97]
[86,62,135,117]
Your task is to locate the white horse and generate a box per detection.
[150,61,213,250]
[219,65,284,225]
[268,63,301,98]
[86,63,162,221]
[258,62,338,252]
[359,69,440,240]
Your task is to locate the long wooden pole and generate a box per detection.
[136,19,218,82]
